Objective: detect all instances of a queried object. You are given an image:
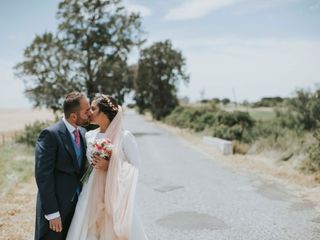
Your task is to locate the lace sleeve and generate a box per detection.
[85,130,97,162]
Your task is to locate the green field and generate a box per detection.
[221,104,276,121]
[247,109,276,121]
[0,143,34,194]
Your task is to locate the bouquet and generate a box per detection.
[80,138,113,183]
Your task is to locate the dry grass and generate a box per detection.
[0,181,36,240]
[0,107,55,239]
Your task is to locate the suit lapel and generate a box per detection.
[57,121,80,173]
[79,128,87,151]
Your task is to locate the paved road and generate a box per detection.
[124,110,320,240]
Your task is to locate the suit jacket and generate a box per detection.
[34,120,88,240]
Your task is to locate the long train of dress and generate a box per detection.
[66,129,148,240]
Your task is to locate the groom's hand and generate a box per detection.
[49,217,62,232]
[91,155,109,171]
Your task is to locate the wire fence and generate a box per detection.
[0,131,20,146]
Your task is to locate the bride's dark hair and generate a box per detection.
[94,95,119,122]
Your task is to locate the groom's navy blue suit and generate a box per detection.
[34,120,87,240]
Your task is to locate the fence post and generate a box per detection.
[1,134,5,146]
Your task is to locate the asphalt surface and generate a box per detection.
[123,110,320,240]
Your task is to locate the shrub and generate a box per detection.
[233,140,250,154]
[191,112,217,131]
[164,106,196,129]
[164,104,218,130]
[211,124,243,141]
[17,120,51,147]
[165,105,255,142]
[304,129,320,172]
[268,88,320,132]
[274,108,303,131]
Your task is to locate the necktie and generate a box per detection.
[73,129,80,148]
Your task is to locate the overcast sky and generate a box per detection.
[1,0,320,108]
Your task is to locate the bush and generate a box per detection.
[191,112,217,131]
[164,106,196,129]
[304,129,320,172]
[17,120,52,147]
[211,124,244,141]
[274,108,303,131]
[233,140,250,154]
[265,88,320,132]
[250,125,307,154]
[165,105,255,142]
[164,104,218,130]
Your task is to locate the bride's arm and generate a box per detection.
[122,131,140,168]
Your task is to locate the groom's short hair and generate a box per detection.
[63,91,85,118]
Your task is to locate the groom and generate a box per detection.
[34,92,92,240]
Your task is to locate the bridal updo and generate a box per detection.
[94,95,119,122]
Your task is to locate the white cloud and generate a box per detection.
[173,37,320,102]
[309,1,320,11]
[163,0,303,21]
[164,0,243,21]
[124,1,152,17]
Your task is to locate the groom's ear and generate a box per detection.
[70,112,77,121]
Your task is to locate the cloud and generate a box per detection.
[163,0,303,21]
[309,1,320,11]
[124,1,152,17]
[164,0,242,21]
[173,37,320,101]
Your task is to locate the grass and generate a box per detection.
[0,142,34,195]
[248,110,276,121]
[219,104,276,121]
[0,142,36,240]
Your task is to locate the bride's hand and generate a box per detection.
[91,155,109,171]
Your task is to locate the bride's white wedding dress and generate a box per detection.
[66,109,148,240]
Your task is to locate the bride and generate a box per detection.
[66,95,148,240]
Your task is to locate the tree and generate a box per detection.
[212,98,221,104]
[15,33,78,111]
[15,0,144,110]
[222,98,231,105]
[135,40,189,119]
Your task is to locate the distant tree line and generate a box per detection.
[200,98,231,105]
[252,97,285,108]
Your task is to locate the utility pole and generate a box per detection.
[232,87,237,109]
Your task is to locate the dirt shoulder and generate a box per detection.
[0,180,36,240]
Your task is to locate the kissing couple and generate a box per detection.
[34,92,148,240]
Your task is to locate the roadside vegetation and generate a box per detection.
[163,88,320,174]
